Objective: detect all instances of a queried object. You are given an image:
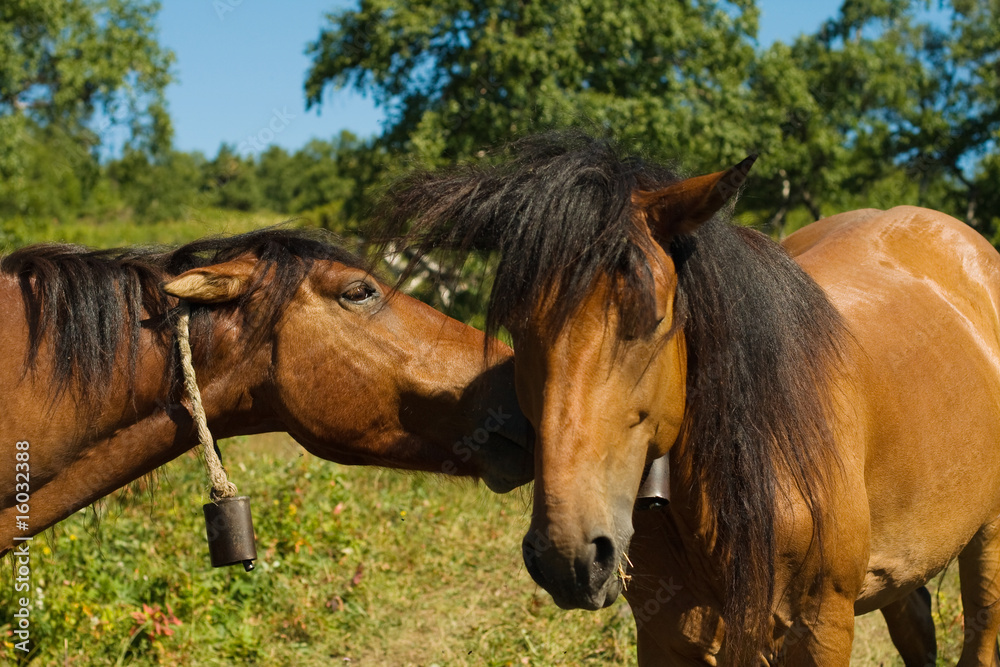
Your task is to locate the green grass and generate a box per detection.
[0,434,635,666]
[1,208,294,251]
[852,572,965,666]
[0,432,970,666]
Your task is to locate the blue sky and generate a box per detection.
[154,0,849,157]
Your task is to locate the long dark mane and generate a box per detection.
[1,227,364,399]
[376,131,846,663]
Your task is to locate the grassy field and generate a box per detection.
[1,209,297,250]
[0,431,970,666]
[1,434,636,666]
[0,213,974,665]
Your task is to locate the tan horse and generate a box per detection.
[0,228,532,558]
[379,131,1000,665]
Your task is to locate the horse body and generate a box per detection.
[1,229,533,557]
[789,206,1000,613]
[379,132,1000,665]
[1,267,195,541]
[624,205,1000,666]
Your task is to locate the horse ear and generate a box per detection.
[633,155,757,242]
[162,258,257,304]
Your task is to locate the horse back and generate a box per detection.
[784,206,1000,609]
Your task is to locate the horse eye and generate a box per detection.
[342,283,377,303]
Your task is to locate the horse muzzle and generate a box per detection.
[477,429,534,493]
[521,525,627,610]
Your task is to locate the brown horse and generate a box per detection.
[0,227,532,558]
[378,131,1000,665]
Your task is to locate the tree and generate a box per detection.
[305,0,1000,242]
[305,0,762,169]
[254,133,367,230]
[106,148,203,222]
[0,0,173,219]
[893,0,1000,232]
[287,137,356,214]
[759,0,1000,237]
[976,152,1000,241]
[744,0,935,232]
[201,145,262,213]
[256,146,296,213]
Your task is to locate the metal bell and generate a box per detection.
[636,455,670,510]
[203,496,257,571]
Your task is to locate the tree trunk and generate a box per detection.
[769,206,789,239]
[802,189,822,222]
[768,170,791,237]
[966,187,978,229]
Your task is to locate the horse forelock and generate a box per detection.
[0,226,365,401]
[379,130,847,662]
[376,130,679,341]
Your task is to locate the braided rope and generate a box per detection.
[175,301,238,500]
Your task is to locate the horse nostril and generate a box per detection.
[591,535,617,576]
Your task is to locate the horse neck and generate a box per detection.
[161,312,280,441]
[0,313,276,553]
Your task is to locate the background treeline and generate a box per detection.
[3,0,999,245]
[0,131,375,234]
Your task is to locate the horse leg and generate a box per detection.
[774,594,857,666]
[880,586,937,667]
[957,517,1000,667]
[635,625,719,667]
[628,508,725,666]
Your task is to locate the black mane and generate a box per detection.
[376,131,680,338]
[376,131,846,663]
[1,227,364,397]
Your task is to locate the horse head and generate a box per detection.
[162,243,533,494]
[515,158,755,609]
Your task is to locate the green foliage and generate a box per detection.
[2,3,999,663]
[255,146,297,214]
[304,0,1000,240]
[7,0,1000,252]
[238,134,381,234]
[0,2,373,233]
[0,124,99,221]
[306,0,761,169]
[284,138,350,213]
[739,0,1000,234]
[0,435,638,665]
[200,145,263,213]
[255,133,362,217]
[1,209,288,252]
[978,152,1000,244]
[106,149,204,222]
[0,0,174,219]
[744,3,935,230]
[0,0,172,130]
